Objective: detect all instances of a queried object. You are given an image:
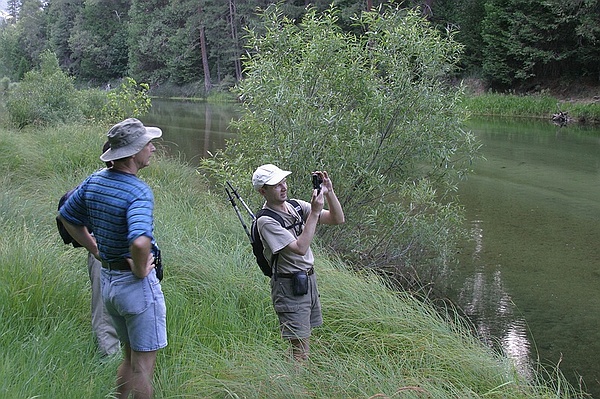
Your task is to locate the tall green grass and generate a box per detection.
[462,92,600,123]
[0,123,583,398]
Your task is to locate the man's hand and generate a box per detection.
[320,170,334,194]
[310,187,325,214]
[313,170,345,225]
[130,236,154,278]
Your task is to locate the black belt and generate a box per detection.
[277,267,314,279]
[101,259,131,271]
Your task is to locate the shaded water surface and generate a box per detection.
[141,99,239,164]
[452,117,600,397]
[145,100,600,397]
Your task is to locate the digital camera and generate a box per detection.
[312,173,323,194]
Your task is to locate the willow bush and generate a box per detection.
[201,4,480,290]
[5,51,152,128]
[6,50,83,128]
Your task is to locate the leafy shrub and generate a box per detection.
[201,4,480,291]
[0,76,9,93]
[5,50,152,127]
[101,77,152,121]
[74,78,153,124]
[75,88,112,122]
[6,50,83,128]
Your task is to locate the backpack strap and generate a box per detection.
[287,199,304,220]
[287,199,301,214]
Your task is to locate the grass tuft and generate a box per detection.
[462,92,600,124]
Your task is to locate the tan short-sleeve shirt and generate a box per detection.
[257,199,314,275]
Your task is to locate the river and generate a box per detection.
[141,99,600,397]
[452,117,600,397]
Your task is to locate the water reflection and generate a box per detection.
[140,99,239,165]
[454,117,600,397]
[458,219,533,381]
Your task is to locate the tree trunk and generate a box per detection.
[198,5,212,94]
[229,0,242,82]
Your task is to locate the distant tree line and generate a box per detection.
[0,0,598,93]
[431,0,600,90]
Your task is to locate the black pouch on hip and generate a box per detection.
[292,270,309,296]
[153,248,163,281]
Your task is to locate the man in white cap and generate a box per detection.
[252,164,344,361]
[58,118,166,398]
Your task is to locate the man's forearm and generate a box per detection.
[295,211,320,255]
[130,236,153,278]
[322,190,345,225]
[57,215,99,258]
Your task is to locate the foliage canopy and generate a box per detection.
[1,1,598,94]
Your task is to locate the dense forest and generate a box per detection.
[1,0,599,95]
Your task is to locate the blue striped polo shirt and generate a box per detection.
[59,168,155,263]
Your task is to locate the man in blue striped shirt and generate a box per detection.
[58,118,166,399]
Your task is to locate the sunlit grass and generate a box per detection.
[463,92,600,123]
[0,123,585,398]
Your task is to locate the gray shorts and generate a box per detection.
[102,268,167,352]
[271,272,322,340]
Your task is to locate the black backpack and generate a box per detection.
[251,200,304,277]
[56,188,83,248]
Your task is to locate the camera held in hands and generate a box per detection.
[312,172,323,194]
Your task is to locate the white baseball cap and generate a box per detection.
[252,164,292,190]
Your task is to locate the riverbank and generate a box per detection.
[461,78,600,124]
[149,83,600,125]
[0,123,583,398]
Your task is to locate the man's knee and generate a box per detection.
[131,349,158,374]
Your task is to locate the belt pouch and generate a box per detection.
[292,270,309,296]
